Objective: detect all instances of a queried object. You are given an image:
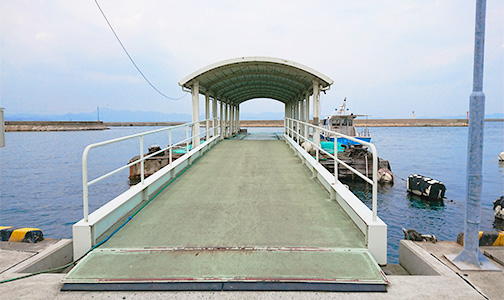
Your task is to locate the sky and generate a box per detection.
[1,0,503,119]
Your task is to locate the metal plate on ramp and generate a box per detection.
[63,247,388,291]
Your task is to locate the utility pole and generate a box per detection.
[447,0,497,271]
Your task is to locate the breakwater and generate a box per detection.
[5,119,502,131]
[354,119,470,127]
[5,121,108,131]
[105,122,184,127]
[242,119,473,127]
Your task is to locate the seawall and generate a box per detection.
[241,119,473,127]
[5,121,109,131]
[4,119,502,131]
[105,122,184,127]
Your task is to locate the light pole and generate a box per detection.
[447,0,498,271]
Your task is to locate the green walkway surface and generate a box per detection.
[64,140,387,291]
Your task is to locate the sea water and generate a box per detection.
[1,123,503,263]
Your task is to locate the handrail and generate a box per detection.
[82,119,218,222]
[284,117,378,222]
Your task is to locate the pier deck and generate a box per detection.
[63,139,387,291]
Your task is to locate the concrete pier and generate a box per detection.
[1,240,501,299]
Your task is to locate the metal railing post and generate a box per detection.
[370,145,378,222]
[82,147,90,222]
[169,128,173,165]
[186,125,190,152]
[206,119,210,141]
[140,136,144,184]
[334,135,338,182]
[296,120,300,143]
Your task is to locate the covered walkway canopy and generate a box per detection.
[178,57,334,145]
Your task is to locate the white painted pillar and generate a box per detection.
[231,105,236,135]
[212,96,218,136]
[191,81,200,147]
[305,91,310,140]
[220,99,224,139]
[223,101,227,138]
[312,81,320,147]
[294,101,298,120]
[237,105,240,131]
[230,104,234,135]
[300,98,305,137]
[225,102,230,137]
[294,101,299,137]
[205,92,210,141]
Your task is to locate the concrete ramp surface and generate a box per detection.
[63,140,388,291]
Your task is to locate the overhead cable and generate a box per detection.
[94,0,186,100]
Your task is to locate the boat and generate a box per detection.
[320,97,371,146]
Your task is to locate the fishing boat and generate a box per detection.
[320,97,371,145]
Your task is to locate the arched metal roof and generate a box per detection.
[178,57,333,105]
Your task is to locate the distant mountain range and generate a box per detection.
[4,108,503,122]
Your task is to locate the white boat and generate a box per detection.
[320,98,371,145]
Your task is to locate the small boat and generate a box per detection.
[320,98,371,145]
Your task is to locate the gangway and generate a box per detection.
[63,57,387,291]
[63,120,387,292]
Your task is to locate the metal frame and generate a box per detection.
[74,121,220,259]
[62,282,386,292]
[82,120,215,222]
[284,117,378,220]
[284,117,386,264]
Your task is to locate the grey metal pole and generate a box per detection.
[449,0,496,270]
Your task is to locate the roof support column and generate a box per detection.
[284,103,288,133]
[212,96,218,137]
[225,102,230,138]
[219,99,224,139]
[191,81,200,147]
[305,91,310,140]
[294,100,299,139]
[233,105,237,134]
[312,81,320,147]
[205,92,210,141]
[299,98,305,138]
[234,105,238,133]
[230,104,234,136]
[237,105,240,131]
[288,102,293,137]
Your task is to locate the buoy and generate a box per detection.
[377,168,394,183]
[0,226,44,243]
[457,231,504,246]
[499,151,504,161]
[494,196,504,220]
[406,174,446,200]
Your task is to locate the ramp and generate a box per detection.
[63,140,387,291]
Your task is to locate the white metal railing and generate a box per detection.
[284,117,378,222]
[82,119,218,222]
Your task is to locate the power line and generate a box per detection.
[94,0,187,100]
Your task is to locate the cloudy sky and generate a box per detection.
[1,0,503,118]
